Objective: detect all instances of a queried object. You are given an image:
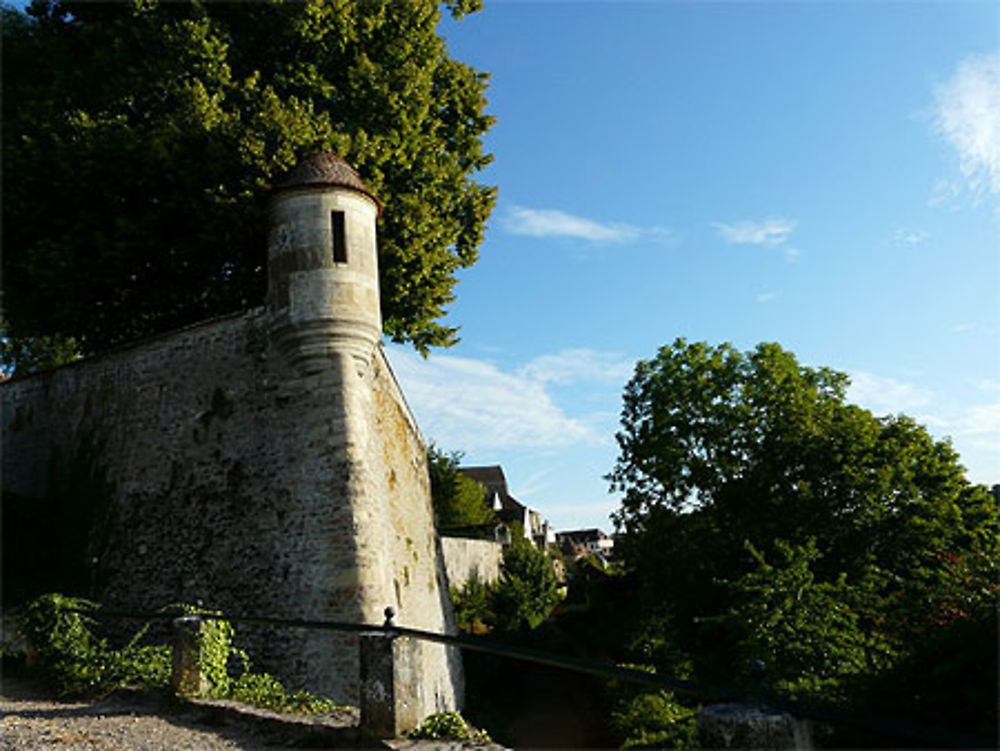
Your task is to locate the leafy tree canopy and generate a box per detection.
[2,0,495,363]
[608,339,998,704]
[609,338,994,583]
[427,446,496,529]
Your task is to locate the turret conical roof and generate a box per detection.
[275,152,381,212]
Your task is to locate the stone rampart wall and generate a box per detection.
[1,310,460,711]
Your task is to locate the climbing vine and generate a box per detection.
[175,604,242,698]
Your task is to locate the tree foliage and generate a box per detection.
[0,321,81,377]
[609,340,996,616]
[449,529,559,634]
[450,573,492,631]
[2,0,495,361]
[490,527,560,631]
[427,446,495,529]
[609,687,698,750]
[721,540,895,702]
[607,338,998,740]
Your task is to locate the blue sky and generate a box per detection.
[386,1,1000,532]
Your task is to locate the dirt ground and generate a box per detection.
[0,675,512,751]
[0,675,355,750]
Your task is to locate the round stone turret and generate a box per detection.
[268,153,382,373]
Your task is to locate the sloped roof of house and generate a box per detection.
[557,528,610,543]
[459,464,526,514]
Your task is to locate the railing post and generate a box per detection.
[359,607,423,739]
[171,614,209,698]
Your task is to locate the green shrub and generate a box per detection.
[112,632,172,688]
[607,664,699,750]
[490,527,560,632]
[230,672,339,714]
[451,573,492,630]
[611,690,699,750]
[18,593,340,715]
[20,593,170,695]
[409,711,491,743]
[169,605,341,714]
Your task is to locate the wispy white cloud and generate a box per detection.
[713,217,797,246]
[504,205,675,245]
[847,370,1000,482]
[940,401,1000,466]
[932,51,1000,201]
[756,292,778,303]
[385,346,606,452]
[894,228,928,245]
[953,401,1000,437]
[506,206,637,242]
[952,323,975,334]
[509,468,557,501]
[643,226,679,244]
[928,178,963,209]
[783,246,801,263]
[847,371,934,414]
[518,348,635,385]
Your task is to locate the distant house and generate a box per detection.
[557,528,615,560]
[459,464,555,548]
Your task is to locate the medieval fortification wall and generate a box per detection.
[1,153,462,714]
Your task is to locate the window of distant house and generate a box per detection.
[331,211,347,263]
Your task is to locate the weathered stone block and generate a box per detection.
[698,703,812,750]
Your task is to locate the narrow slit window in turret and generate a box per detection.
[331,210,347,263]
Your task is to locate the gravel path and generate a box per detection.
[0,677,506,751]
[0,676,354,750]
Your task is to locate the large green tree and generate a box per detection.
[607,339,998,732]
[2,0,495,361]
[609,339,995,595]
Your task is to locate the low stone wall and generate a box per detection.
[440,537,503,590]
